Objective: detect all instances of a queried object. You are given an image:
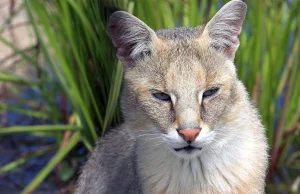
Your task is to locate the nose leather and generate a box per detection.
[178,128,200,142]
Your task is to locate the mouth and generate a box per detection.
[174,145,202,154]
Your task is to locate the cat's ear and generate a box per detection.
[108,11,157,66]
[203,0,247,60]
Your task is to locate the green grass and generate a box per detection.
[0,0,299,193]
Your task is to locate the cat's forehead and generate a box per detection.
[136,48,235,94]
[127,36,236,91]
[165,58,206,93]
[154,38,233,78]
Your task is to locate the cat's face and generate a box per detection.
[109,0,247,156]
[123,39,238,155]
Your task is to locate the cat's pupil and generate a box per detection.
[203,88,219,98]
[152,92,171,101]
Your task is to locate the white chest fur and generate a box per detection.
[136,127,266,194]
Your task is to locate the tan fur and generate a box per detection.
[75,1,268,194]
[121,1,268,193]
[128,39,268,194]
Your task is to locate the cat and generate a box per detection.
[75,1,268,193]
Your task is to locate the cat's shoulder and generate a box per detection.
[92,124,137,162]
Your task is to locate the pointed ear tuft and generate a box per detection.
[203,0,247,60]
[108,11,157,66]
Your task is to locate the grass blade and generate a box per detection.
[0,125,82,135]
[21,131,81,194]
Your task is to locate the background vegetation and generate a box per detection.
[0,0,299,193]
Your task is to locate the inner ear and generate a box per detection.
[203,0,247,60]
[108,11,157,67]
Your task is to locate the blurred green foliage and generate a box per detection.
[0,0,299,193]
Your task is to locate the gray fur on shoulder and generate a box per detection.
[75,127,143,194]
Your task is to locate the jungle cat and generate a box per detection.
[75,0,268,193]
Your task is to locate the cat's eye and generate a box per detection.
[152,92,171,101]
[203,88,219,98]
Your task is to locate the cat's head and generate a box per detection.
[108,0,247,156]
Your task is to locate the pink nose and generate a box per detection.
[178,128,200,142]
